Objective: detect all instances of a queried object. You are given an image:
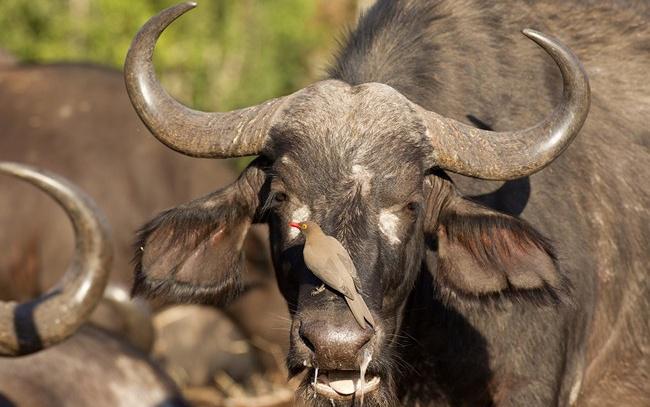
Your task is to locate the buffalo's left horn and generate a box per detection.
[0,162,111,356]
[421,29,590,180]
[124,2,288,158]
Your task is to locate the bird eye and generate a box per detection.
[301,224,307,229]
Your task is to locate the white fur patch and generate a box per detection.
[379,210,401,245]
[280,155,292,165]
[569,369,583,405]
[351,164,373,195]
[289,205,311,239]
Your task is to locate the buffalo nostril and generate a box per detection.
[299,320,373,368]
[351,328,373,349]
[299,327,316,354]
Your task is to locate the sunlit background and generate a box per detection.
[0,0,362,111]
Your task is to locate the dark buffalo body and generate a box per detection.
[0,162,187,406]
[0,326,186,406]
[0,63,228,294]
[127,1,649,406]
[0,62,288,353]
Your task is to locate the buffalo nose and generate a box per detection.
[299,319,373,369]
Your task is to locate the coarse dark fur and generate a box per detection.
[133,1,649,406]
[132,160,267,304]
[434,209,572,305]
[132,206,245,304]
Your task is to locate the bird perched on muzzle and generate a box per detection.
[289,221,375,329]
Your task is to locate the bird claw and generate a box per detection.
[311,284,326,296]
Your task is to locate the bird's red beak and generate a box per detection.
[288,222,301,229]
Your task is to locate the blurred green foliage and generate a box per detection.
[0,0,357,111]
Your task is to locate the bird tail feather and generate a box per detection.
[346,293,375,328]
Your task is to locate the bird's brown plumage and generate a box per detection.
[292,221,375,328]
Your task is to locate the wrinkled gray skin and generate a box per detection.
[130,1,649,406]
[0,63,289,357]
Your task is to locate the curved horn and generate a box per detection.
[124,2,288,158]
[421,29,590,180]
[0,162,111,356]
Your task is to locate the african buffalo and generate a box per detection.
[0,61,289,359]
[126,1,649,406]
[0,162,186,407]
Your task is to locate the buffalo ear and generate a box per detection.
[427,191,568,302]
[132,160,268,304]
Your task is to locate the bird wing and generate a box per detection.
[323,237,360,295]
[335,252,361,290]
[345,292,375,328]
[304,242,356,299]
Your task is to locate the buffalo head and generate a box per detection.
[126,3,588,405]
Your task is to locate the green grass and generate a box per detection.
[0,0,356,111]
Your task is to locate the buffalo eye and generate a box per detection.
[272,192,288,205]
[403,201,421,223]
[263,191,289,214]
[405,201,420,213]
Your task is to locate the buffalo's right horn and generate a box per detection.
[0,162,111,356]
[124,2,289,158]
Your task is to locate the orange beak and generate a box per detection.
[288,222,301,229]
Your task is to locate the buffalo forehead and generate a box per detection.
[271,80,426,200]
[275,80,427,145]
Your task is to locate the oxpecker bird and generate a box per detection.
[289,221,375,328]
